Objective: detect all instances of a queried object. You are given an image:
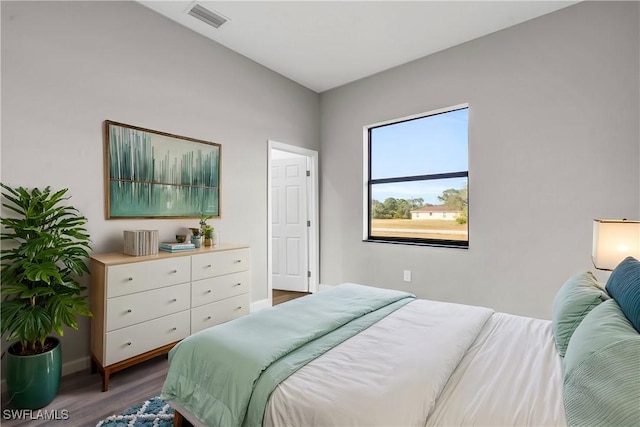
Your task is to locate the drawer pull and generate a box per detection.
[171,327,177,331]
[206,264,212,268]
[234,282,242,287]
[206,290,212,294]
[171,298,177,302]
[126,342,132,346]
[127,277,133,281]
[171,269,178,274]
[236,306,242,310]
[127,309,132,313]
[234,260,242,264]
[206,316,212,320]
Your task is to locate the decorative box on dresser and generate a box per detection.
[89,243,250,391]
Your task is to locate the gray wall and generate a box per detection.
[319,1,640,319]
[1,1,319,371]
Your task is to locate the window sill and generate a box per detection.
[363,238,468,249]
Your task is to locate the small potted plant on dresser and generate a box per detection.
[0,183,92,409]
[203,225,214,247]
[189,227,202,248]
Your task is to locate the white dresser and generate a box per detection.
[89,244,250,391]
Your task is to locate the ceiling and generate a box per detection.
[138,1,579,93]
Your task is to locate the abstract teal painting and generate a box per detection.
[104,121,221,219]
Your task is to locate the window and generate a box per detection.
[364,105,469,248]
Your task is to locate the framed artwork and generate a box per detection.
[104,120,221,219]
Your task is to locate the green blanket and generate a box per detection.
[161,283,415,427]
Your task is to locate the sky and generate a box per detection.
[370,107,468,205]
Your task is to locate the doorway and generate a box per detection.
[267,141,319,304]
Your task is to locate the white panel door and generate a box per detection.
[272,157,309,292]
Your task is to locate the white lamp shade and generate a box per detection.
[592,219,640,270]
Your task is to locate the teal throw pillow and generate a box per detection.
[551,271,608,357]
[563,299,640,427]
[605,256,640,332]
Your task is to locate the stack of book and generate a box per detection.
[123,230,159,256]
[159,242,196,253]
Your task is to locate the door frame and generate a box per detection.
[267,140,319,305]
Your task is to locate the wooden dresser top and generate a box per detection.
[90,243,249,266]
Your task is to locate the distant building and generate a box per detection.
[410,205,462,220]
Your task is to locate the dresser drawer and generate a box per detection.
[106,257,191,298]
[192,248,250,281]
[104,310,190,366]
[191,294,249,334]
[191,271,250,308]
[106,283,191,332]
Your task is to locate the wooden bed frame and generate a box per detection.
[173,410,187,427]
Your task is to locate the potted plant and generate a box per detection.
[0,183,92,409]
[189,227,202,248]
[203,225,214,247]
[198,214,213,247]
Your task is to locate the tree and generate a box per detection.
[438,184,468,224]
[371,199,390,219]
[371,197,429,219]
[407,198,425,209]
[438,186,467,211]
[383,197,398,214]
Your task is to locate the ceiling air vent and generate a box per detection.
[187,3,228,29]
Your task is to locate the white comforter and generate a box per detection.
[264,299,493,427]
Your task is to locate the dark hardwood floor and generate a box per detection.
[1,289,310,426]
[272,289,310,305]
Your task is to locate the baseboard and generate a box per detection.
[250,298,271,312]
[62,356,92,376]
[1,355,90,394]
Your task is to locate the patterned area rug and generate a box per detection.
[95,396,174,427]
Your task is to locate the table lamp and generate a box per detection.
[592,219,640,271]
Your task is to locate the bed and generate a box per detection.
[161,257,640,427]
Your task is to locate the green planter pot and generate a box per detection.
[6,337,62,409]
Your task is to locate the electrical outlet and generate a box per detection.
[403,270,411,282]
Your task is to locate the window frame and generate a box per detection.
[362,104,469,248]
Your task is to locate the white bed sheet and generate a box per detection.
[426,312,567,427]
